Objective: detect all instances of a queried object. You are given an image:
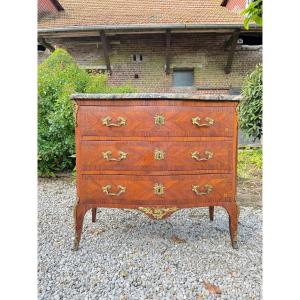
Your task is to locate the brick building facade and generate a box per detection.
[38,0,262,144]
[39,32,261,94]
[38,0,262,94]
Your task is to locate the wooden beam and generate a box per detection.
[165,30,171,75]
[221,0,229,7]
[100,30,112,75]
[224,31,237,49]
[224,30,240,74]
[53,36,121,45]
[51,0,64,11]
[38,38,55,52]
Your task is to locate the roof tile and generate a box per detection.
[38,0,244,30]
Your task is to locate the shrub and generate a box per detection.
[38,49,135,176]
[239,64,263,142]
[85,74,134,94]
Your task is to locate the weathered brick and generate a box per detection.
[38,33,262,93]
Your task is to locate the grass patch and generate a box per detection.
[238,147,262,179]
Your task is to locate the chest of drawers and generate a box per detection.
[71,93,241,250]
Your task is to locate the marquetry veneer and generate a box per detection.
[71,93,241,250]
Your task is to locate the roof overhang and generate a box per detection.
[38,23,262,37]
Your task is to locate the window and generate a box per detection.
[173,69,194,87]
[229,87,241,95]
[132,54,143,62]
[239,33,262,46]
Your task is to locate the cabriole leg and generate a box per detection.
[223,202,239,250]
[73,200,88,251]
[92,208,97,223]
[209,206,214,221]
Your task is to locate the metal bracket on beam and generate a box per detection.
[165,30,171,75]
[100,30,112,75]
[224,29,240,74]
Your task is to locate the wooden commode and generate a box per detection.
[71,93,241,250]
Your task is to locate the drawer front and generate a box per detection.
[79,174,234,206]
[78,105,234,137]
[79,140,233,172]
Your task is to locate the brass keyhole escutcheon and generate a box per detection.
[154,183,165,195]
[154,114,165,125]
[154,149,165,160]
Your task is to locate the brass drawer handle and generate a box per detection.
[102,185,126,196]
[102,116,127,127]
[191,116,214,127]
[103,151,128,161]
[192,184,213,195]
[191,150,213,161]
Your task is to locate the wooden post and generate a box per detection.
[224,32,236,49]
[165,30,171,75]
[39,38,55,52]
[100,30,112,75]
[224,30,240,74]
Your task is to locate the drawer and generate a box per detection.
[79,174,234,206]
[79,140,233,172]
[78,105,235,137]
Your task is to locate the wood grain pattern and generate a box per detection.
[80,140,233,172]
[78,174,234,205]
[79,105,234,137]
[73,97,240,250]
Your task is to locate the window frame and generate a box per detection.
[131,53,143,63]
[172,68,194,88]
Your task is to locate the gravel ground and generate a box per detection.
[38,178,262,300]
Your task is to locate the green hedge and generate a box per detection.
[239,64,263,142]
[38,49,135,176]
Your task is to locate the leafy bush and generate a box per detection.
[241,0,262,29]
[85,74,134,94]
[239,64,263,142]
[38,49,135,176]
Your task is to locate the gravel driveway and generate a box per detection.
[38,177,262,300]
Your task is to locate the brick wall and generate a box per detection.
[38,33,262,94]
